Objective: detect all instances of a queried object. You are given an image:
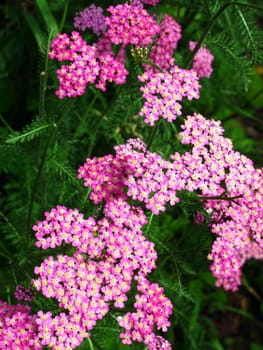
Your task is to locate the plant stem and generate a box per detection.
[0,114,14,132]
[87,338,95,350]
[140,59,164,73]
[145,212,154,236]
[203,0,212,18]
[146,121,160,150]
[0,211,26,246]
[86,88,122,157]
[38,30,53,120]
[198,194,243,204]
[242,274,261,301]
[185,1,263,68]
[26,99,75,235]
[73,94,98,139]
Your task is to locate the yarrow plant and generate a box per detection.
[1,1,263,349]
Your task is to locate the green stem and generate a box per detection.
[0,211,26,246]
[59,0,69,33]
[87,88,122,157]
[38,30,53,120]
[38,71,47,120]
[251,87,263,103]
[185,1,263,68]
[27,99,75,234]
[242,274,261,301]
[87,338,95,350]
[73,94,98,139]
[203,0,212,18]
[10,267,18,285]
[0,114,14,132]
[140,59,164,73]
[146,121,160,150]
[145,212,154,236]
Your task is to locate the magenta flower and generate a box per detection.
[49,31,128,97]
[145,14,182,73]
[0,301,41,349]
[105,4,160,47]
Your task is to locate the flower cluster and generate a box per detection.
[0,301,41,349]
[14,285,34,302]
[118,275,172,349]
[49,32,99,98]
[178,113,263,290]
[79,111,263,291]
[130,0,160,6]
[32,197,172,348]
[78,138,180,215]
[189,41,214,78]
[146,14,182,73]
[138,65,201,125]
[74,4,107,35]
[49,31,128,96]
[105,4,160,47]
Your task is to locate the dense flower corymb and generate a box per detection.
[138,65,201,125]
[179,113,263,290]
[49,31,128,96]
[105,4,160,47]
[32,197,171,349]
[117,276,172,349]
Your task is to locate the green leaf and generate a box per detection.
[23,13,46,54]
[36,0,59,34]
[6,120,51,144]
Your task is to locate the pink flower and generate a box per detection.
[145,14,182,73]
[189,41,214,78]
[118,276,172,349]
[49,31,128,97]
[105,4,160,47]
[138,65,201,125]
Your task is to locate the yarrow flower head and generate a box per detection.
[141,0,160,5]
[130,0,160,5]
[145,14,182,73]
[138,65,201,125]
[49,31,128,96]
[105,4,160,47]
[74,4,107,35]
[49,31,99,98]
[178,113,263,290]
[0,300,41,349]
[189,41,214,78]
[31,197,167,348]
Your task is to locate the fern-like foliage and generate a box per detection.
[5,119,51,144]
